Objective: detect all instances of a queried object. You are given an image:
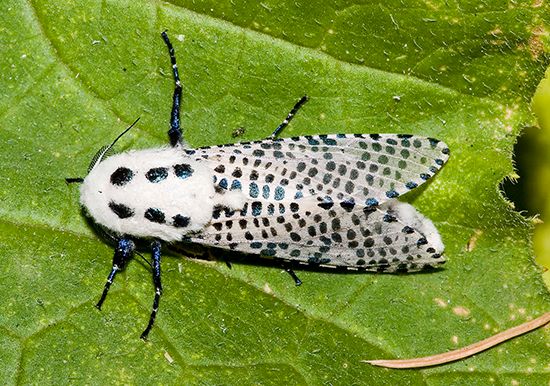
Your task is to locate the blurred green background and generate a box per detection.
[504,69,550,287]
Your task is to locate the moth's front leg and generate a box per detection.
[96,238,135,309]
[141,240,163,340]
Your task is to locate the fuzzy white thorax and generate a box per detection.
[80,146,246,242]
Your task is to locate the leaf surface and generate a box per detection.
[1,0,549,384]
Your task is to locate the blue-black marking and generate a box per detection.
[428,138,440,147]
[228,180,240,190]
[383,214,397,222]
[174,163,194,179]
[172,214,190,227]
[212,207,221,219]
[261,249,276,257]
[251,202,262,216]
[306,136,320,146]
[146,167,168,183]
[402,226,414,234]
[218,178,228,190]
[417,237,428,246]
[262,185,270,199]
[145,208,166,224]
[109,201,134,218]
[320,135,337,146]
[274,186,285,200]
[318,196,334,210]
[364,237,374,247]
[340,198,355,211]
[110,167,134,186]
[232,167,242,178]
[290,232,301,242]
[365,198,379,207]
[249,182,259,198]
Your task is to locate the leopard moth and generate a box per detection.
[69,32,450,339]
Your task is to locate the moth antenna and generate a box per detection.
[65,177,84,184]
[107,117,141,152]
[88,117,141,171]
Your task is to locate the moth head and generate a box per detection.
[79,152,138,234]
[66,118,140,233]
[65,118,139,184]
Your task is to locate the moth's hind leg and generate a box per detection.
[141,240,163,340]
[96,238,135,310]
[281,262,302,286]
[161,31,183,147]
[269,95,309,139]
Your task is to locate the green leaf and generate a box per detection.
[1,0,549,384]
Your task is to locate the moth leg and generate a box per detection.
[161,31,183,147]
[269,95,309,139]
[141,240,163,340]
[223,257,232,269]
[96,238,135,310]
[282,262,302,286]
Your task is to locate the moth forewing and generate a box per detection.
[187,133,449,272]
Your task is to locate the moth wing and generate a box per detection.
[193,134,449,206]
[189,199,445,272]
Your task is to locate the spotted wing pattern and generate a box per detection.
[190,199,445,271]
[191,133,449,208]
[185,134,450,271]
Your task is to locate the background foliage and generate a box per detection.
[0,0,549,384]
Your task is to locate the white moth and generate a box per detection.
[69,32,450,339]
